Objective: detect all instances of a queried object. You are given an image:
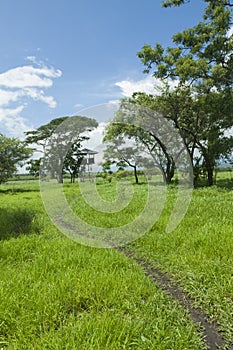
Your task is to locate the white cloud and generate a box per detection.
[0,65,61,89]
[107,99,120,107]
[0,106,32,138]
[26,56,37,63]
[74,103,84,109]
[0,59,62,137]
[82,122,106,149]
[82,122,107,171]
[0,89,23,106]
[115,76,158,97]
[115,75,179,98]
[23,88,57,108]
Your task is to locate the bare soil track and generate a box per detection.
[118,248,233,350]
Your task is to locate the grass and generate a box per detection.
[0,179,206,349]
[62,173,233,346]
[128,181,233,346]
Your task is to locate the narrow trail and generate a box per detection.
[118,248,232,350]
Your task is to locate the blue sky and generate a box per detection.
[0,0,206,137]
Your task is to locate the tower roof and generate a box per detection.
[75,148,98,155]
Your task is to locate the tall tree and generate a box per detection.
[138,0,233,91]
[137,0,233,185]
[103,100,180,184]
[131,88,233,186]
[25,117,68,154]
[25,116,98,183]
[0,133,31,184]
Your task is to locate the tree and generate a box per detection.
[63,140,86,183]
[25,117,69,154]
[26,159,41,177]
[0,133,31,184]
[25,116,98,183]
[103,141,145,184]
[103,101,180,184]
[138,1,233,91]
[137,0,233,185]
[131,87,233,186]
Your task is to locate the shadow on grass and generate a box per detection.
[0,188,40,194]
[215,178,233,190]
[0,207,43,240]
[194,178,233,190]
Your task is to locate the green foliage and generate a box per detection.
[138,1,233,90]
[25,117,69,148]
[25,116,98,183]
[26,158,41,177]
[137,1,233,185]
[104,117,148,184]
[0,134,31,184]
[103,101,177,184]
[131,87,233,186]
[63,140,87,183]
[162,0,190,7]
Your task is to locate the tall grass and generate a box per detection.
[129,184,233,345]
[0,180,205,349]
[63,174,233,345]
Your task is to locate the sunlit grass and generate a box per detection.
[129,185,233,345]
[0,179,205,349]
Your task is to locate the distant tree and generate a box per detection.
[26,159,41,177]
[0,133,31,184]
[100,159,112,173]
[25,116,98,183]
[103,141,146,184]
[63,139,87,183]
[25,117,68,154]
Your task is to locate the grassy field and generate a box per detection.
[0,173,232,349]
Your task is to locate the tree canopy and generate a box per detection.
[135,0,233,185]
[25,116,98,183]
[0,134,32,184]
[138,0,233,91]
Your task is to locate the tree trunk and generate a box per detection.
[206,163,214,186]
[165,160,175,184]
[202,152,214,187]
[133,166,139,184]
[57,172,63,183]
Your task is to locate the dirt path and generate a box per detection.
[119,248,232,350]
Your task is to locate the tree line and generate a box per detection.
[0,116,98,184]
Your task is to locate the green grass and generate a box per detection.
[62,174,233,345]
[0,179,206,349]
[129,185,233,345]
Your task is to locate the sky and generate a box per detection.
[0,0,207,138]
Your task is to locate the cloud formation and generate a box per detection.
[115,76,159,97]
[115,75,179,97]
[0,65,61,89]
[0,60,62,137]
[0,106,32,137]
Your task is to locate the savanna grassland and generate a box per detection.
[0,172,232,349]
